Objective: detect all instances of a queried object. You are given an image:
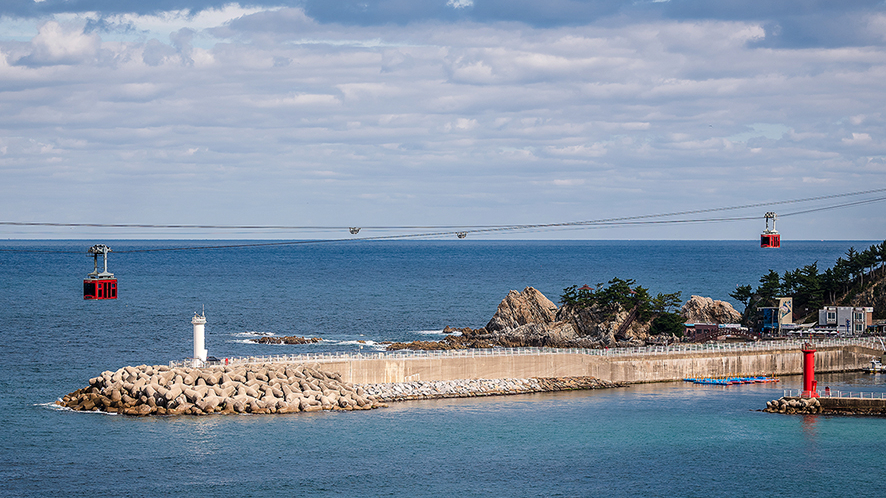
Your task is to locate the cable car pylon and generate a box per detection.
[83,244,117,300]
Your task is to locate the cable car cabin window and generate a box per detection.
[84,279,117,300]
[761,234,780,248]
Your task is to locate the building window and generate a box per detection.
[854,312,864,321]
[827,311,836,322]
[855,323,864,333]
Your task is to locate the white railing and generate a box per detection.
[168,336,885,369]
[783,389,886,399]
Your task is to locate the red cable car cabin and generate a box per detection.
[760,212,780,248]
[760,232,780,248]
[84,244,117,300]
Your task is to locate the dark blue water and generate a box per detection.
[2,240,885,496]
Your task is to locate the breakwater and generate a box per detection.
[764,394,886,416]
[58,364,620,416]
[208,338,882,384]
[360,376,620,402]
[61,338,883,416]
[58,363,385,415]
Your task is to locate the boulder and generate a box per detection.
[681,295,742,324]
[485,287,557,332]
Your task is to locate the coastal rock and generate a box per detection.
[763,396,822,415]
[681,295,741,324]
[555,304,649,346]
[397,287,653,351]
[485,287,557,332]
[251,336,322,345]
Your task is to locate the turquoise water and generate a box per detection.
[2,240,885,496]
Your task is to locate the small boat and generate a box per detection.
[683,376,778,385]
[863,359,886,374]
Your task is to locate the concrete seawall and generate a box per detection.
[305,345,880,384]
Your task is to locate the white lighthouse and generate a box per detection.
[192,309,207,367]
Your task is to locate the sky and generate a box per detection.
[1,0,885,240]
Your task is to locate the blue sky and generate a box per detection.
[1,0,885,239]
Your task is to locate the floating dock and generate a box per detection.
[684,376,779,385]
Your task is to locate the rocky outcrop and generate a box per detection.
[388,287,654,351]
[681,295,742,324]
[763,396,822,414]
[58,363,384,416]
[251,336,322,345]
[849,276,886,320]
[555,303,650,346]
[387,288,744,352]
[485,287,557,332]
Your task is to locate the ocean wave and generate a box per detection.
[38,401,117,415]
[324,339,387,350]
[228,338,325,346]
[414,329,460,336]
[233,331,275,338]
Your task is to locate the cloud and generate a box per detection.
[447,0,473,9]
[842,133,872,145]
[1,5,885,239]
[16,21,100,66]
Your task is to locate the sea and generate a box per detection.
[2,239,886,497]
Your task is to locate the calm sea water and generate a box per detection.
[2,240,885,496]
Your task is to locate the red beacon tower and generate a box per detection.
[83,244,117,300]
[760,212,780,248]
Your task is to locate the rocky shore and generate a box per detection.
[387,288,742,351]
[764,396,886,416]
[763,396,824,414]
[58,363,384,416]
[251,336,322,345]
[360,376,622,402]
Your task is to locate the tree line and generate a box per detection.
[729,240,886,323]
[560,278,684,336]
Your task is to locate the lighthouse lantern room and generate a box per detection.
[83,244,117,300]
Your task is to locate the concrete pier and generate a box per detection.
[211,339,883,385]
[317,345,878,384]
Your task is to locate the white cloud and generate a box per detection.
[253,94,340,107]
[842,133,872,144]
[447,0,474,9]
[545,144,607,157]
[0,10,885,239]
[455,118,477,130]
[551,179,586,186]
[21,21,100,65]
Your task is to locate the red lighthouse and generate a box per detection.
[801,342,817,398]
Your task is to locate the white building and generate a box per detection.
[818,306,873,335]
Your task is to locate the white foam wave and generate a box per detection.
[229,339,263,345]
[38,401,117,415]
[229,337,326,346]
[234,331,275,337]
[414,329,460,336]
[325,339,387,350]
